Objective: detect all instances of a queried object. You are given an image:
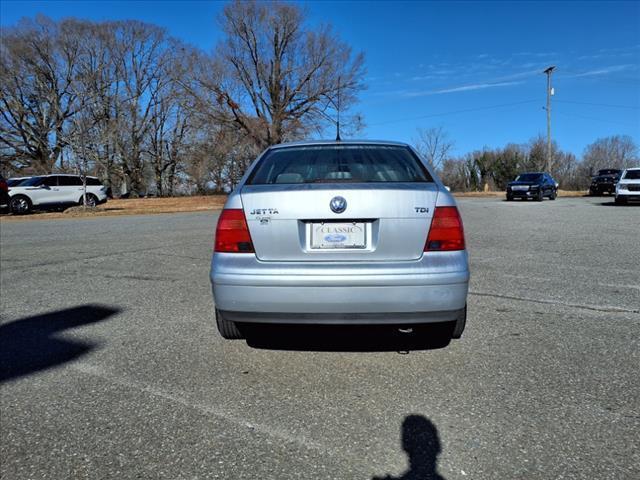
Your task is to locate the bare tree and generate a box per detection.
[71,21,122,193]
[1,5,368,194]
[106,21,178,195]
[193,0,365,149]
[414,126,454,171]
[0,17,82,173]
[582,135,639,174]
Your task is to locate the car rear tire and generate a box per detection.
[452,304,467,339]
[9,195,32,215]
[215,309,244,339]
[79,193,98,207]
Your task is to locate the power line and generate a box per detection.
[554,110,639,127]
[555,70,640,87]
[367,99,541,126]
[555,99,640,110]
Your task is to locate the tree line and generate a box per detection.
[0,1,364,196]
[416,128,639,191]
[1,0,637,195]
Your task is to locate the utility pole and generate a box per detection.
[335,76,342,141]
[543,66,555,172]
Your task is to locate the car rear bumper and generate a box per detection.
[211,252,469,323]
[616,192,640,202]
[508,190,540,198]
[218,307,466,325]
[590,185,616,194]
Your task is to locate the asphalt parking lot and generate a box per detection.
[1,196,639,480]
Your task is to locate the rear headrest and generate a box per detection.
[325,171,352,180]
[275,173,304,184]
[375,170,402,181]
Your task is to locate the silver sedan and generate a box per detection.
[210,141,469,342]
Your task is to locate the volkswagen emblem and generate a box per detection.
[330,196,347,214]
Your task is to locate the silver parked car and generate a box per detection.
[210,141,469,342]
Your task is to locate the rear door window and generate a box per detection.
[58,176,82,186]
[247,145,433,184]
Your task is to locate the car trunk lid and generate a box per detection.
[240,183,439,261]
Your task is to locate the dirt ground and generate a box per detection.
[0,195,227,221]
[0,191,588,221]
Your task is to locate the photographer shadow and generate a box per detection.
[372,415,446,480]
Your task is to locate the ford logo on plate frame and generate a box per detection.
[330,196,347,214]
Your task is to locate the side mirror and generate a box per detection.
[444,186,451,192]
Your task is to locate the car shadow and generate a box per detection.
[0,304,120,383]
[372,415,446,480]
[241,323,454,352]
[598,201,639,207]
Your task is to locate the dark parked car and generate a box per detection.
[589,168,621,196]
[506,172,558,201]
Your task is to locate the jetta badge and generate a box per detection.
[330,196,347,214]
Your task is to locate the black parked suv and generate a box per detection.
[589,169,621,196]
[506,172,558,201]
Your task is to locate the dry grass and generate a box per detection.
[0,195,227,221]
[0,190,590,221]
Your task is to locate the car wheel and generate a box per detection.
[80,193,98,207]
[550,190,557,200]
[215,309,244,339]
[536,190,544,202]
[9,195,32,215]
[452,304,467,339]
[615,196,627,205]
[506,194,513,201]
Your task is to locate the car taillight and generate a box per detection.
[425,206,465,251]
[214,209,254,253]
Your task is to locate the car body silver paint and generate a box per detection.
[211,140,469,326]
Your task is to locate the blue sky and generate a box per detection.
[2,0,639,157]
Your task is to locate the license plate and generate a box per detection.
[311,222,367,249]
[512,185,528,191]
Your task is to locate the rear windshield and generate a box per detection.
[247,145,433,184]
[515,173,542,182]
[597,169,620,176]
[623,170,640,180]
[7,178,29,186]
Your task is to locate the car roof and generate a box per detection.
[624,167,640,171]
[268,139,411,150]
[38,173,100,178]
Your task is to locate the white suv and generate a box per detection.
[9,174,108,214]
[615,168,640,205]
